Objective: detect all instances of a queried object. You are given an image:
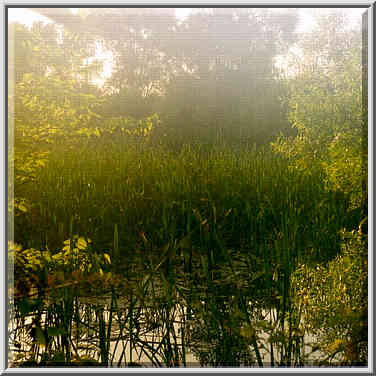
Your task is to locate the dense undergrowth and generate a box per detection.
[15,143,356,264]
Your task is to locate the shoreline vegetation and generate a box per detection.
[9,8,367,367]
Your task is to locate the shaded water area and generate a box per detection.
[9,248,326,368]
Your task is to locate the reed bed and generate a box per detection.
[11,141,362,367]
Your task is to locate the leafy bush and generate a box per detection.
[271,13,365,211]
[291,219,368,365]
[10,236,111,301]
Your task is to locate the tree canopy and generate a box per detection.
[26,8,299,144]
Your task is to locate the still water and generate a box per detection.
[9,290,321,368]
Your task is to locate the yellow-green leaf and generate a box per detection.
[77,237,87,250]
[17,203,27,213]
[103,253,111,264]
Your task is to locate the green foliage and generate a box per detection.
[10,236,111,300]
[11,62,161,230]
[9,21,98,84]
[14,73,103,148]
[322,130,366,209]
[15,144,351,263]
[52,236,111,274]
[291,221,367,365]
[10,241,50,299]
[271,12,365,211]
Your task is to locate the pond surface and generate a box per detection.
[9,247,327,368]
[9,288,323,368]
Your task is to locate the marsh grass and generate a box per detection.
[11,141,361,367]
